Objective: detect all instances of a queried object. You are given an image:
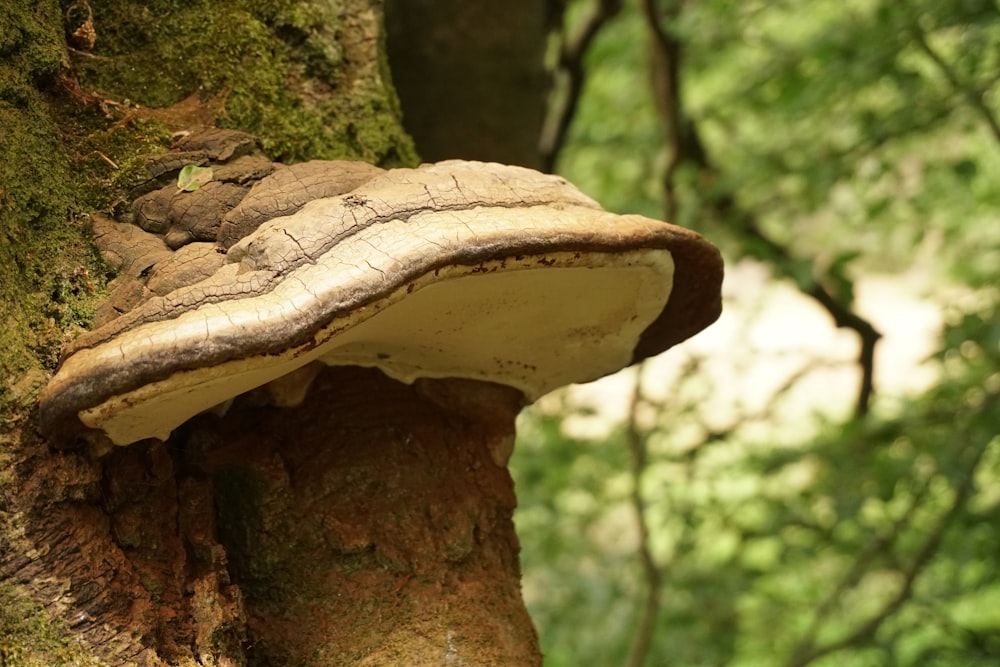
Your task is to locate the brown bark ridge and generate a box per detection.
[201,367,538,665]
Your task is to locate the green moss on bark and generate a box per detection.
[0,584,109,667]
[0,1,98,407]
[77,0,417,164]
[0,92,174,407]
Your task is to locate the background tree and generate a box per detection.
[516,1,1000,665]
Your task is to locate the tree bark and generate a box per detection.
[385,0,551,169]
[4,368,540,665]
[0,1,542,664]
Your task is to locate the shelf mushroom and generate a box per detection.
[38,159,723,446]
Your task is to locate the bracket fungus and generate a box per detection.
[31,131,724,664]
[39,149,722,447]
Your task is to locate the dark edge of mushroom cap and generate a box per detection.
[633,223,723,361]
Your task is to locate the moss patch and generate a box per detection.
[75,0,418,165]
[0,94,174,408]
[0,2,103,408]
[0,583,110,667]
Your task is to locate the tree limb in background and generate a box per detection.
[640,0,881,417]
[640,0,705,222]
[785,402,994,667]
[540,0,624,172]
[623,364,663,667]
[907,18,1000,146]
[788,472,935,664]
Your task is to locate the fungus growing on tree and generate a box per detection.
[40,158,721,447]
[35,132,723,665]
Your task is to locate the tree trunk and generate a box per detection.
[5,368,539,665]
[0,1,543,664]
[385,0,551,169]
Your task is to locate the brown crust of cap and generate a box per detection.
[633,223,724,361]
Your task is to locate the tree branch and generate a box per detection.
[540,0,625,172]
[640,0,707,221]
[909,22,1000,146]
[640,0,881,416]
[623,366,663,667]
[788,473,935,662]
[785,401,995,667]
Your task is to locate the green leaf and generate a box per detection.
[177,165,213,192]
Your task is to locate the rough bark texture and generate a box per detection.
[204,368,538,665]
[0,1,546,665]
[3,367,540,666]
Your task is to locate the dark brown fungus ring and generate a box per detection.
[38,160,723,446]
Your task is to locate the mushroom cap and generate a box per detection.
[39,160,723,445]
[218,160,386,248]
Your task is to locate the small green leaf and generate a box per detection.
[177,165,213,192]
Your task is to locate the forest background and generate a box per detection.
[514,1,1000,666]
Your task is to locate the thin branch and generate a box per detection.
[539,0,625,172]
[788,473,935,661]
[640,0,705,221]
[640,0,881,416]
[623,365,663,667]
[909,24,1000,146]
[785,406,994,667]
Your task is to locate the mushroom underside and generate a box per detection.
[81,248,674,444]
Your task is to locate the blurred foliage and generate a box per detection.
[513,0,1000,665]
